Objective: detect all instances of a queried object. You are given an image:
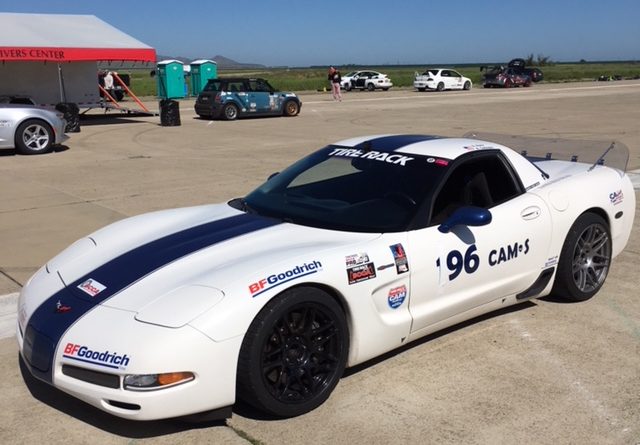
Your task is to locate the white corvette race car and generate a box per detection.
[17,133,635,421]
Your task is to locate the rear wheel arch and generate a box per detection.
[552,209,612,301]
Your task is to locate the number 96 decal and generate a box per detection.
[437,239,530,282]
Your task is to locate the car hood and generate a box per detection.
[47,203,379,315]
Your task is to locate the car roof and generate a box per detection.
[331,134,544,189]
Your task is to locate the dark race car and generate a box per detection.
[507,58,544,83]
[482,66,532,88]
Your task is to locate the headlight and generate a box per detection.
[124,371,194,391]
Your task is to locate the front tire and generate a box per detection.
[15,119,54,155]
[236,287,349,417]
[552,213,612,301]
[463,81,471,90]
[436,82,444,91]
[367,83,375,91]
[283,100,300,116]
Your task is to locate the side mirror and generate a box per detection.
[438,206,492,233]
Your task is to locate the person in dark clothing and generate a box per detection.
[328,66,342,101]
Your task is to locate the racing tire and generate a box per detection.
[463,81,471,90]
[436,82,445,92]
[283,100,300,117]
[222,103,239,121]
[367,83,375,91]
[551,213,611,302]
[504,79,512,88]
[15,119,54,155]
[345,83,352,91]
[236,287,349,418]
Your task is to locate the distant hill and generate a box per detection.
[156,54,267,69]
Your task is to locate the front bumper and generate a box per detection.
[17,301,242,421]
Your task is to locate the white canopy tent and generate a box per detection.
[0,13,156,106]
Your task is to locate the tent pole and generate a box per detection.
[57,63,67,103]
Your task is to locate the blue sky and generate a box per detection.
[2,0,639,66]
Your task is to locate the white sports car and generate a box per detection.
[340,70,393,91]
[17,133,635,421]
[414,69,472,91]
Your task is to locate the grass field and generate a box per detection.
[126,62,640,98]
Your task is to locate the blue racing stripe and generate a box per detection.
[22,212,281,383]
[355,135,441,152]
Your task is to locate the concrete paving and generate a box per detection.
[0,80,639,444]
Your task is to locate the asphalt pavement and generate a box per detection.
[1,80,639,444]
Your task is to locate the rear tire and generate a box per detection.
[367,83,375,91]
[236,287,349,417]
[552,213,611,301]
[15,119,54,155]
[436,82,445,91]
[222,103,239,121]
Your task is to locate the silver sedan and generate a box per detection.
[0,104,69,155]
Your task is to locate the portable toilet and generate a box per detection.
[156,60,186,99]
[190,59,218,96]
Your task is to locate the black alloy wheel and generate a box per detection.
[237,287,348,417]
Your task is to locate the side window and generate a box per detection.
[253,80,270,92]
[227,81,245,93]
[429,154,522,226]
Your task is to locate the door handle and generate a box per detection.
[521,206,541,220]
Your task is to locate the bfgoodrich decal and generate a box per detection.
[249,261,323,296]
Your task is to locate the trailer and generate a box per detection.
[0,61,101,108]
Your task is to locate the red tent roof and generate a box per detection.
[0,13,156,62]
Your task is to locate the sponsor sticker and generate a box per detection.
[77,278,106,297]
[249,261,322,297]
[390,243,409,274]
[463,144,495,151]
[62,343,130,369]
[347,262,376,284]
[609,190,623,205]
[388,285,407,309]
[544,255,558,268]
[328,147,414,166]
[346,253,370,267]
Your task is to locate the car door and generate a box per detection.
[406,151,552,336]
[226,80,250,112]
[247,79,272,114]
[354,72,370,89]
[448,70,464,89]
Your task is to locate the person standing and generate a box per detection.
[328,66,342,101]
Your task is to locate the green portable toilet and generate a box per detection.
[190,59,217,96]
[156,60,186,99]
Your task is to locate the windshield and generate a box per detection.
[241,145,448,232]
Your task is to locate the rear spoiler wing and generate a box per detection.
[463,131,630,176]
